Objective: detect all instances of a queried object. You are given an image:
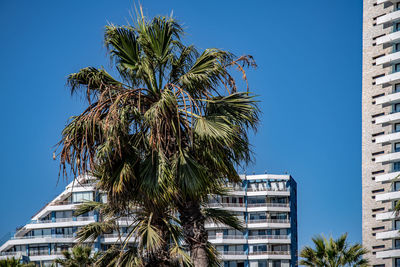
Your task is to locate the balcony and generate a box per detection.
[376,31,400,46]
[377,10,400,25]
[375,151,400,163]
[375,111,400,124]
[376,0,397,4]
[376,171,400,182]
[247,187,290,197]
[11,234,74,240]
[219,251,247,261]
[376,211,399,221]
[375,92,400,107]
[208,235,246,244]
[376,131,400,144]
[376,248,400,259]
[248,251,291,260]
[247,203,289,208]
[376,190,400,201]
[376,229,400,240]
[247,235,291,244]
[247,219,290,229]
[208,203,245,211]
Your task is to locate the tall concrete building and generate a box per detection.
[363,0,400,265]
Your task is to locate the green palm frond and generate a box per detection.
[203,208,244,231]
[76,221,116,242]
[300,233,369,267]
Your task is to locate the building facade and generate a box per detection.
[208,174,297,267]
[0,174,297,267]
[363,0,400,265]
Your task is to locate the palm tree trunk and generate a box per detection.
[179,200,208,267]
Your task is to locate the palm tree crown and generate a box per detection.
[300,233,369,267]
[54,245,99,267]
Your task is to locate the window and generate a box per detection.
[395,143,400,153]
[396,220,400,230]
[397,2,400,10]
[393,181,400,191]
[396,84,400,93]
[395,22,400,32]
[396,258,400,267]
[72,192,93,203]
[395,63,400,73]
[395,124,400,133]
[272,260,281,267]
[396,240,400,249]
[395,103,400,113]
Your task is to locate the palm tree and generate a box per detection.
[57,9,258,266]
[54,245,99,267]
[299,233,369,267]
[0,258,35,267]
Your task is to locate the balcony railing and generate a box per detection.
[30,216,93,224]
[248,235,289,240]
[209,235,245,240]
[209,203,245,208]
[208,203,289,208]
[247,187,289,192]
[11,234,74,240]
[247,203,289,208]
[249,250,290,255]
[220,251,246,255]
[248,219,290,224]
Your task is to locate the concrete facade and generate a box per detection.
[363,0,400,266]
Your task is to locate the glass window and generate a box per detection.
[396,22,400,32]
[396,84,400,93]
[272,260,281,267]
[395,63,400,72]
[396,258,400,267]
[396,43,400,52]
[395,103,400,113]
[396,240,400,249]
[395,123,400,133]
[72,192,93,203]
[397,2,400,10]
[395,162,400,171]
[395,143,400,153]
[396,220,400,230]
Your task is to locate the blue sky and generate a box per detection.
[0,0,362,249]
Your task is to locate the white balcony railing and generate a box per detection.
[376,31,400,46]
[11,234,74,240]
[247,203,289,208]
[247,235,289,240]
[209,235,245,240]
[248,219,290,224]
[377,10,400,25]
[248,251,290,255]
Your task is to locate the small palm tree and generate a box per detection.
[0,258,35,267]
[54,245,99,267]
[300,233,369,267]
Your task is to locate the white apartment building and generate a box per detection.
[0,174,297,267]
[363,0,400,266]
[207,174,298,267]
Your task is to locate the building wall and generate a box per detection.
[362,1,395,265]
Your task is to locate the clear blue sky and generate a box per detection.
[0,0,362,250]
